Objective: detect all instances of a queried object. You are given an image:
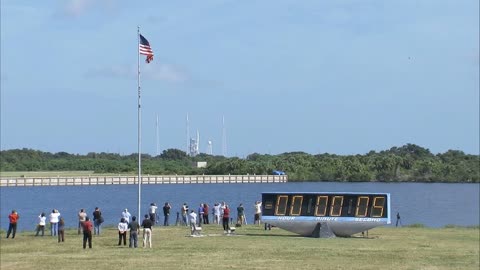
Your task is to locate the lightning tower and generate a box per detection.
[186,113,190,155]
[155,114,160,156]
[222,115,227,156]
[196,130,200,155]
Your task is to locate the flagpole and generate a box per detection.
[137,26,142,221]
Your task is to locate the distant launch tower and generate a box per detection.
[189,130,200,156]
[186,113,200,157]
[185,113,223,156]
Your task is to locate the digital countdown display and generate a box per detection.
[262,193,388,218]
[261,192,391,237]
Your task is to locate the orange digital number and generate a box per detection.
[355,196,369,217]
[289,195,303,216]
[371,197,385,217]
[265,202,273,210]
[330,196,344,217]
[314,196,328,216]
[275,195,288,216]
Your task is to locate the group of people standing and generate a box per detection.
[147,202,172,226]
[42,207,102,248]
[180,201,262,233]
[116,209,154,248]
[74,207,103,249]
[5,208,96,248]
[78,207,104,243]
[34,209,65,242]
[5,200,263,248]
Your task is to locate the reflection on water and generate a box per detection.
[1,182,478,231]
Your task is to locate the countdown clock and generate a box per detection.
[261,192,391,237]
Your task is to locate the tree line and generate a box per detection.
[0,144,478,183]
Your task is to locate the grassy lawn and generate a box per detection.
[0,225,478,270]
[0,171,119,177]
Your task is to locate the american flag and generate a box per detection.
[139,34,154,63]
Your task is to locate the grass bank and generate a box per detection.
[0,171,101,177]
[0,225,478,270]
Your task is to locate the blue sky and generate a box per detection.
[1,0,479,157]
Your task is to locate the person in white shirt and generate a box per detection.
[118,218,128,246]
[78,209,87,234]
[213,203,221,225]
[122,209,131,224]
[35,212,47,236]
[49,209,61,236]
[181,203,189,226]
[189,210,197,225]
[220,201,226,215]
[189,210,199,235]
[254,201,262,225]
[148,203,158,224]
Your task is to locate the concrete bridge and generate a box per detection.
[0,174,288,187]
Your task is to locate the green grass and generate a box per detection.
[405,223,426,228]
[0,171,123,177]
[1,225,478,270]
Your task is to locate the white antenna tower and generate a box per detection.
[196,130,200,155]
[207,140,213,155]
[156,114,160,156]
[186,113,190,156]
[222,115,227,156]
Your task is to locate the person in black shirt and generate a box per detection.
[396,212,402,227]
[92,207,103,235]
[163,202,171,226]
[141,215,153,248]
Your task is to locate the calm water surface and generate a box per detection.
[1,182,478,231]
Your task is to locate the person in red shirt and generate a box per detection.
[203,203,209,225]
[6,210,19,239]
[82,217,93,249]
[222,205,230,232]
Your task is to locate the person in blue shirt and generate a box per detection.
[197,204,204,226]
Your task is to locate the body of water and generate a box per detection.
[1,182,478,232]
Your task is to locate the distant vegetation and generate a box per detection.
[0,144,478,182]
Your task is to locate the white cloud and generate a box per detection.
[84,65,133,78]
[85,63,188,83]
[61,0,116,17]
[143,64,188,83]
[63,0,94,17]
